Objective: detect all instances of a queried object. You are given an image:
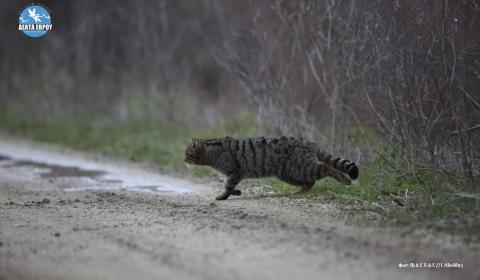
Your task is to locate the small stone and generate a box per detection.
[42,198,50,204]
[74,198,80,202]
[54,232,60,237]
[0,241,3,247]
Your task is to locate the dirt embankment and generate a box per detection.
[0,136,477,280]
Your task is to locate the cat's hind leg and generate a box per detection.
[278,175,314,194]
[296,182,315,194]
[316,162,352,185]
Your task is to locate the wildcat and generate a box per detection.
[184,137,358,200]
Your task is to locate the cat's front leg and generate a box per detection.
[216,174,242,200]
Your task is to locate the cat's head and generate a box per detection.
[184,138,206,165]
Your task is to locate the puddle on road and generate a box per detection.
[0,153,194,194]
[63,185,173,193]
[0,138,202,193]
[100,179,123,184]
[10,160,107,179]
[0,154,12,161]
[130,185,174,193]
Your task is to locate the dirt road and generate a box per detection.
[0,135,477,280]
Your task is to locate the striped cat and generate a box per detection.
[184,137,359,200]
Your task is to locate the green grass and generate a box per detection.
[0,111,259,176]
[0,111,478,240]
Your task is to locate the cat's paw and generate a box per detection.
[215,192,230,200]
[231,189,242,196]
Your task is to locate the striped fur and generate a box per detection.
[184,137,359,200]
[316,150,359,179]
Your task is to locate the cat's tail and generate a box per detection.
[316,149,359,179]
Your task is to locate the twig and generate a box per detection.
[449,124,480,135]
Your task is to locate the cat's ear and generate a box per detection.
[191,138,203,148]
